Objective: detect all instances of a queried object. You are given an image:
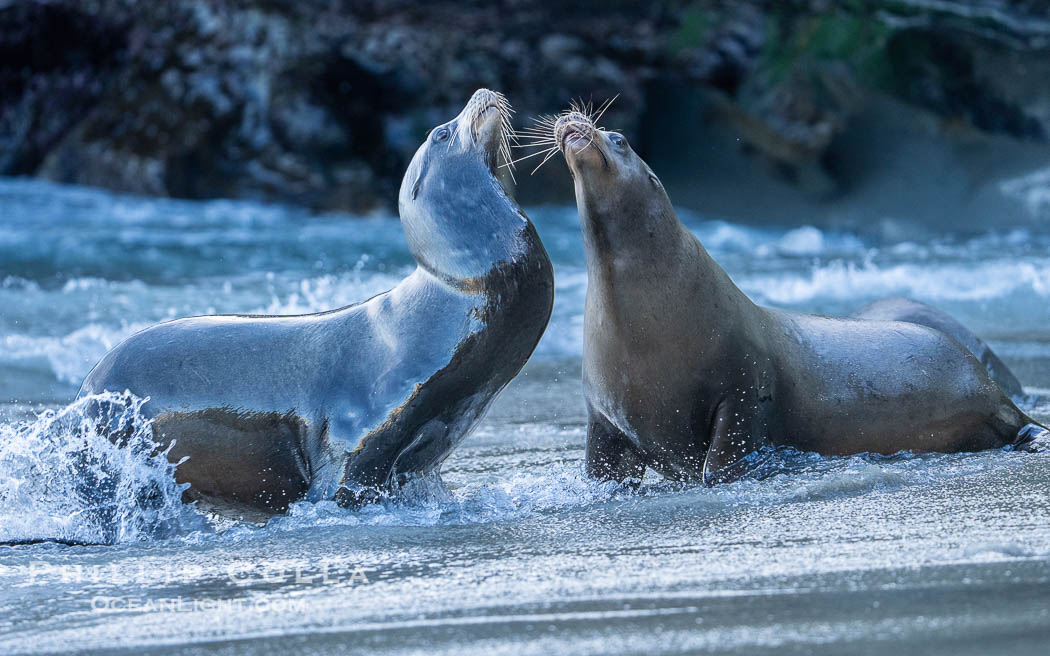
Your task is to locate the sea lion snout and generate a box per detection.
[554,111,596,152]
[462,88,511,149]
[466,87,501,111]
[554,112,609,175]
[453,88,513,174]
[474,107,502,146]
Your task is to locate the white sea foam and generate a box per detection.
[0,323,150,385]
[1000,165,1050,220]
[253,462,624,535]
[15,229,1048,383]
[244,437,1049,535]
[254,271,403,315]
[683,217,868,257]
[0,392,200,545]
[773,225,827,255]
[0,398,1042,546]
[739,258,1050,305]
[534,266,587,358]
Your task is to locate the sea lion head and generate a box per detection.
[398,89,527,282]
[553,109,673,239]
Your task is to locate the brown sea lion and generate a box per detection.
[544,107,1046,485]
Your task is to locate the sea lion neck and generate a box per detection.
[401,157,529,284]
[574,181,684,279]
[575,183,755,327]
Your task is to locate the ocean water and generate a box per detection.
[1,177,1049,654]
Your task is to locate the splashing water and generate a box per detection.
[0,392,200,545]
[253,463,626,537]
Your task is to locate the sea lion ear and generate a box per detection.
[409,152,429,200]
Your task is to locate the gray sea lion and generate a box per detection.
[851,297,1024,398]
[543,107,1046,486]
[78,89,554,513]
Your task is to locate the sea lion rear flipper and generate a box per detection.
[1014,423,1050,451]
[702,400,770,486]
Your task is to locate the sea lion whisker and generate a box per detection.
[530,146,562,175]
[513,141,559,150]
[520,121,558,129]
[512,130,559,143]
[496,107,517,183]
[518,123,557,132]
[510,145,559,164]
[514,134,559,144]
[514,131,558,141]
[573,99,593,120]
[513,138,557,146]
[447,121,461,152]
[526,117,560,131]
[592,94,619,125]
[518,122,561,136]
[501,141,518,183]
[531,119,560,129]
[513,141,559,153]
[503,146,559,167]
[502,160,517,184]
[503,124,517,152]
[513,133,559,143]
[570,128,609,168]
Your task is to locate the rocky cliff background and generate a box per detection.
[3,0,1050,228]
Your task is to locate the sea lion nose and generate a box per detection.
[554,111,590,131]
[554,112,594,149]
[470,88,497,104]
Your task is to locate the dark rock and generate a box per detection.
[2,0,1049,212]
[0,1,128,175]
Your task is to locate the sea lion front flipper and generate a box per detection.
[585,407,645,486]
[702,399,769,486]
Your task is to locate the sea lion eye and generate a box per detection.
[609,133,627,148]
[648,173,661,188]
[434,127,450,142]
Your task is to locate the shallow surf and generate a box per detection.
[1,178,1049,654]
